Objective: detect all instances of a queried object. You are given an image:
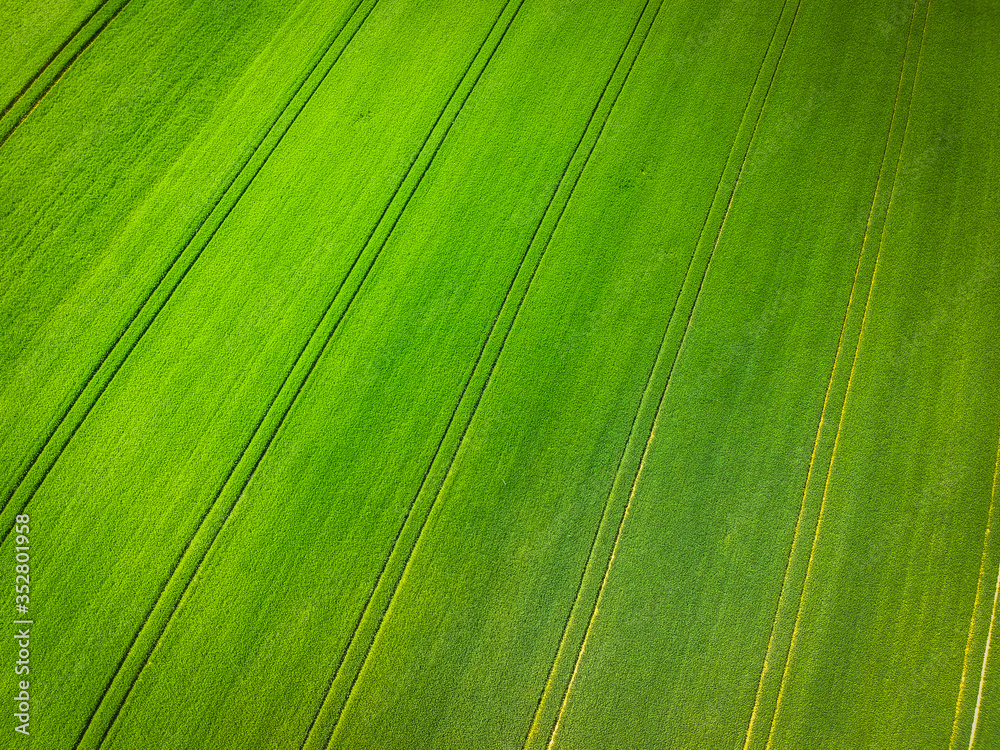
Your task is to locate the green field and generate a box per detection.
[1,0,997,747]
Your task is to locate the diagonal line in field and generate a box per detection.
[970,559,1000,749]
[762,4,931,747]
[0,0,378,545]
[519,197,699,750]
[949,428,1000,748]
[543,3,807,746]
[70,2,526,748]
[289,5,534,748]
[298,4,671,747]
[740,2,925,748]
[60,1,412,746]
[520,1,797,746]
[970,572,1000,748]
[0,0,115,120]
[519,178,691,750]
[963,437,1000,750]
[0,0,131,149]
[739,205,867,750]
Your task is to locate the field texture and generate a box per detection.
[1,0,997,747]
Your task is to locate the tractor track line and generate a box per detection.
[740,2,924,747]
[74,2,523,747]
[521,0,795,745]
[0,0,114,119]
[964,434,1000,750]
[0,0,377,544]
[64,2,400,747]
[293,9,532,747]
[948,408,1000,749]
[763,4,931,746]
[0,0,131,149]
[306,1,665,746]
[544,0,804,744]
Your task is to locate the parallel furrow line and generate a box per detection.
[65,3,393,747]
[543,2,804,745]
[948,427,1000,748]
[521,0,795,745]
[0,0,131,149]
[965,435,1000,750]
[297,5,534,750]
[73,2,522,748]
[301,2,666,747]
[740,1,924,747]
[0,0,113,119]
[763,3,932,746]
[0,0,376,544]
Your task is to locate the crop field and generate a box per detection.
[1,0,998,747]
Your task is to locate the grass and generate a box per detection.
[764,1,1000,746]
[0,0,363,503]
[0,0,109,119]
[1,0,997,748]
